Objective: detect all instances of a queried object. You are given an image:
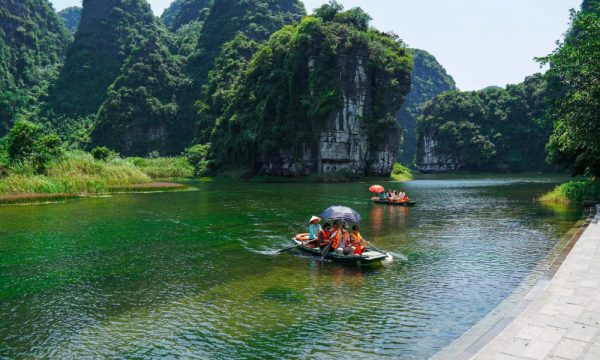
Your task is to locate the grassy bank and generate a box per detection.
[0,151,191,202]
[127,157,193,178]
[390,163,413,181]
[540,179,600,206]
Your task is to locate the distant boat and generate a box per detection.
[371,197,416,207]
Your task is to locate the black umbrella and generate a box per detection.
[320,206,362,224]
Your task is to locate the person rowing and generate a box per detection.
[308,216,322,241]
[318,223,332,248]
[350,225,368,255]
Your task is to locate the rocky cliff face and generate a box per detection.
[397,49,456,165]
[416,130,463,172]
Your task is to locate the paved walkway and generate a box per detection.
[466,207,600,360]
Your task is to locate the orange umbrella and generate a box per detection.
[369,185,385,193]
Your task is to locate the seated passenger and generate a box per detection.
[350,225,368,255]
[318,223,332,248]
[399,190,408,202]
[333,224,353,256]
[308,216,322,241]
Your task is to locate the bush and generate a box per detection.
[32,134,65,174]
[7,120,41,163]
[391,163,413,181]
[91,146,118,161]
[540,179,600,206]
[185,144,210,176]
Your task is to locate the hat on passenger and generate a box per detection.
[309,216,321,224]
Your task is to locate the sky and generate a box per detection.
[50,0,582,90]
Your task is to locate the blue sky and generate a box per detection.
[50,0,581,90]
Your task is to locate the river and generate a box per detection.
[0,175,581,358]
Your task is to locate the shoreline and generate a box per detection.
[433,205,598,359]
[0,182,189,205]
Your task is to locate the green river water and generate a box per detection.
[0,175,581,359]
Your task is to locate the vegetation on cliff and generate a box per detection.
[92,32,192,156]
[0,0,71,134]
[398,49,456,165]
[186,0,305,89]
[47,0,172,119]
[416,74,553,172]
[203,2,412,175]
[161,0,211,32]
[57,6,81,33]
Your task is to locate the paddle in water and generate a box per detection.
[277,239,317,254]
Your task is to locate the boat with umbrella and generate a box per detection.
[289,206,391,266]
[369,185,416,207]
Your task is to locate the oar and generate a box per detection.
[320,240,333,260]
[365,239,386,255]
[277,239,317,253]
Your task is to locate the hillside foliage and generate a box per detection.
[57,6,81,33]
[416,74,554,172]
[0,0,71,134]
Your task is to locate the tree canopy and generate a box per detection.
[539,0,600,177]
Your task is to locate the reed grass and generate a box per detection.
[127,156,193,178]
[0,151,151,195]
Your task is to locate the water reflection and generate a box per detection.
[369,204,409,237]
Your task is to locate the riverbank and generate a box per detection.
[0,151,193,205]
[540,178,600,206]
[434,205,600,359]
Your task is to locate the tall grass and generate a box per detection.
[0,151,151,195]
[127,156,193,178]
[540,179,600,206]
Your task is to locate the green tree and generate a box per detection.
[538,0,600,177]
[7,120,41,162]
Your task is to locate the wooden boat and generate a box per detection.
[370,197,416,207]
[291,236,390,266]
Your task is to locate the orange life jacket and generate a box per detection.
[318,229,331,245]
[331,230,341,248]
[351,231,363,246]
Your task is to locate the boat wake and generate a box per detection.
[385,251,408,261]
